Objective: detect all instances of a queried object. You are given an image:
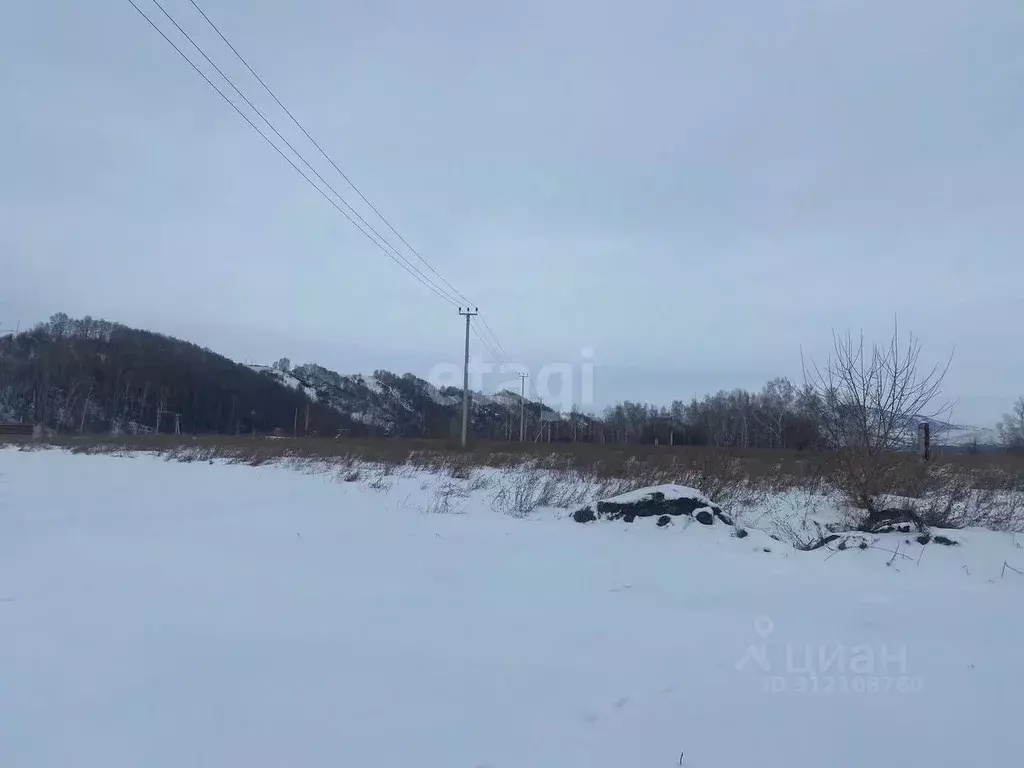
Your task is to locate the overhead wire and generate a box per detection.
[472,319,514,370]
[127,0,521,367]
[145,0,463,307]
[470,324,507,367]
[183,0,476,309]
[124,0,462,307]
[477,314,514,367]
[180,0,523,364]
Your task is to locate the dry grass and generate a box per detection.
[5,434,1023,531]
[10,433,1022,476]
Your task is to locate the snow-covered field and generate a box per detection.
[2,448,1022,767]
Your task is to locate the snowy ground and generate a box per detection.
[2,448,1022,767]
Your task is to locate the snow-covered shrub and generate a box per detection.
[489,466,548,518]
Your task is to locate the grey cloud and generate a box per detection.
[2,0,1022,425]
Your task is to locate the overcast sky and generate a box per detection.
[3,0,1022,424]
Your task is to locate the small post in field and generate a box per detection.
[518,372,529,442]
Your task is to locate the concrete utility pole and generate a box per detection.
[518,372,529,441]
[458,307,478,448]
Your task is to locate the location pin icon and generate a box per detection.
[754,616,774,639]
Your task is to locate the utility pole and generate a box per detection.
[458,307,478,449]
[518,372,529,441]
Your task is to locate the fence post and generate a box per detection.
[918,422,931,461]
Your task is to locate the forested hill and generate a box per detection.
[0,314,350,436]
[0,313,559,439]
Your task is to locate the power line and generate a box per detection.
[470,323,504,364]
[127,0,521,368]
[183,0,476,309]
[469,319,506,363]
[124,0,462,306]
[477,314,513,366]
[145,0,462,306]
[182,0,523,369]
[470,324,520,376]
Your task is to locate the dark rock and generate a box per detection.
[694,508,715,525]
[574,485,735,531]
[572,507,596,523]
[762,547,772,553]
[596,491,704,520]
[916,533,932,545]
[656,515,672,527]
[734,528,749,539]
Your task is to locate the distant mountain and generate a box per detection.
[0,313,568,440]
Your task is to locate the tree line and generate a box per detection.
[598,377,820,449]
[2,313,1019,454]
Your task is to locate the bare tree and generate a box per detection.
[802,324,953,529]
[752,377,796,449]
[997,397,1024,453]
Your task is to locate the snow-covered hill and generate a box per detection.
[2,448,1022,767]
[249,363,573,438]
[247,364,321,402]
